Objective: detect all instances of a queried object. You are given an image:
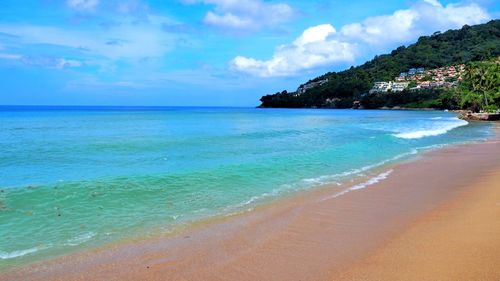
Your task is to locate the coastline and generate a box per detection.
[2,130,499,280]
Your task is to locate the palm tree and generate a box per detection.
[463,61,498,111]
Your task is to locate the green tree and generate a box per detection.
[459,59,500,112]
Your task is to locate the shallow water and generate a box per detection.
[0,107,493,268]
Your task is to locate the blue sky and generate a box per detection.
[0,0,498,106]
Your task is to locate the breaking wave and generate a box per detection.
[228,149,419,212]
[64,232,96,246]
[394,117,468,139]
[320,170,394,201]
[0,247,43,260]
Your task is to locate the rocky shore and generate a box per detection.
[456,110,500,121]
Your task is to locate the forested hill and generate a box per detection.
[259,20,500,109]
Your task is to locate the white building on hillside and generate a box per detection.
[370,81,409,93]
[391,82,409,92]
[370,82,392,93]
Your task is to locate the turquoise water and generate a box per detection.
[0,107,493,268]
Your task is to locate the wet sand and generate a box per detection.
[2,139,500,281]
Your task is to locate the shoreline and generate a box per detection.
[0,137,482,270]
[0,143,422,270]
[0,127,474,269]
[0,110,487,272]
[2,134,500,280]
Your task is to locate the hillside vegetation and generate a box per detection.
[259,20,500,110]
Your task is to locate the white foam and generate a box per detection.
[394,118,468,139]
[64,232,96,246]
[230,153,406,209]
[350,170,393,190]
[229,188,282,210]
[320,170,393,201]
[0,247,41,259]
[301,149,417,187]
[223,149,420,217]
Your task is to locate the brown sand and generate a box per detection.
[336,169,500,281]
[2,140,500,281]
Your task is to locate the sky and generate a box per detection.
[0,0,498,106]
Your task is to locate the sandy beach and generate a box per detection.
[336,166,500,281]
[2,137,500,281]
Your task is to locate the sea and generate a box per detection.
[0,106,494,269]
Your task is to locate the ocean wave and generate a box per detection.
[350,170,393,191]
[0,246,43,260]
[300,149,417,187]
[64,232,96,246]
[226,150,417,213]
[226,188,282,211]
[320,170,393,201]
[393,118,468,139]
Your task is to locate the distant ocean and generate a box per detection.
[0,106,494,269]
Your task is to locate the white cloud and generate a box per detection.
[0,53,22,60]
[0,53,83,69]
[231,24,355,77]
[67,0,100,11]
[423,0,442,6]
[231,0,491,77]
[185,0,294,31]
[0,15,178,60]
[24,57,83,69]
[339,1,490,46]
[57,58,83,68]
[204,11,254,29]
